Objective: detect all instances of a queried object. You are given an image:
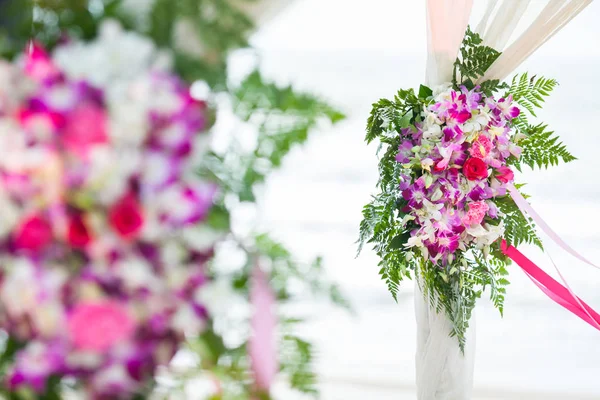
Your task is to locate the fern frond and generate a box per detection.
[515,123,576,169]
[366,99,397,144]
[479,79,509,97]
[508,73,558,117]
[495,195,543,249]
[454,27,501,85]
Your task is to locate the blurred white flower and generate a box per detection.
[53,20,168,91]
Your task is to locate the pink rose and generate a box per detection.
[14,214,53,252]
[462,201,490,227]
[496,166,514,184]
[62,105,108,158]
[68,301,135,352]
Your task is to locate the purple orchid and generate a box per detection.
[395,140,414,164]
[435,143,463,171]
[402,176,428,209]
[399,173,412,191]
[497,95,521,120]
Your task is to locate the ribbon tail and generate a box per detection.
[249,262,278,392]
[501,240,600,331]
[507,183,600,271]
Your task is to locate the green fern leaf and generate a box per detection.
[515,123,577,170]
[508,73,558,117]
[453,27,501,85]
[495,194,543,249]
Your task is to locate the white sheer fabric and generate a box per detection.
[415,280,475,400]
[419,2,475,398]
[417,1,591,398]
[476,0,531,51]
[479,0,592,82]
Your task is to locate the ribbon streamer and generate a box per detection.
[501,241,600,331]
[507,183,600,271]
[248,263,278,392]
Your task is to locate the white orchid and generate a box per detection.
[467,222,505,247]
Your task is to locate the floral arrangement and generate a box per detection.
[358,28,576,348]
[0,23,219,397]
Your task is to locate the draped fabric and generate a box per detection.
[425,0,474,86]
[476,0,531,51]
[417,1,591,399]
[479,0,592,82]
[414,279,475,400]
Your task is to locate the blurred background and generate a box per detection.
[241,1,600,399]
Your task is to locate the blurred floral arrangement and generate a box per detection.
[0,0,347,399]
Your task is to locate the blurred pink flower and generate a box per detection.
[68,301,134,352]
[62,105,108,158]
[14,214,53,252]
[109,193,145,240]
[67,214,92,249]
[24,42,60,81]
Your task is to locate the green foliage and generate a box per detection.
[0,0,258,87]
[507,73,558,117]
[453,27,501,86]
[514,123,576,170]
[157,0,256,87]
[0,0,33,59]
[495,192,543,249]
[365,88,420,144]
[217,70,345,202]
[359,194,409,301]
[415,246,511,351]
[0,0,134,60]
[359,114,413,302]
[280,334,318,395]
[479,79,509,97]
[504,73,575,171]
[252,233,351,310]
[472,249,510,316]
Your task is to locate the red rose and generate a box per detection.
[496,166,515,184]
[14,214,53,252]
[109,193,144,240]
[67,214,92,248]
[463,157,488,181]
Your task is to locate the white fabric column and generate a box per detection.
[415,279,476,400]
[425,0,474,85]
[417,4,476,399]
[417,1,591,398]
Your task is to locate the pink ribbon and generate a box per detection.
[505,184,600,330]
[507,183,600,270]
[501,241,600,330]
[249,263,278,392]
